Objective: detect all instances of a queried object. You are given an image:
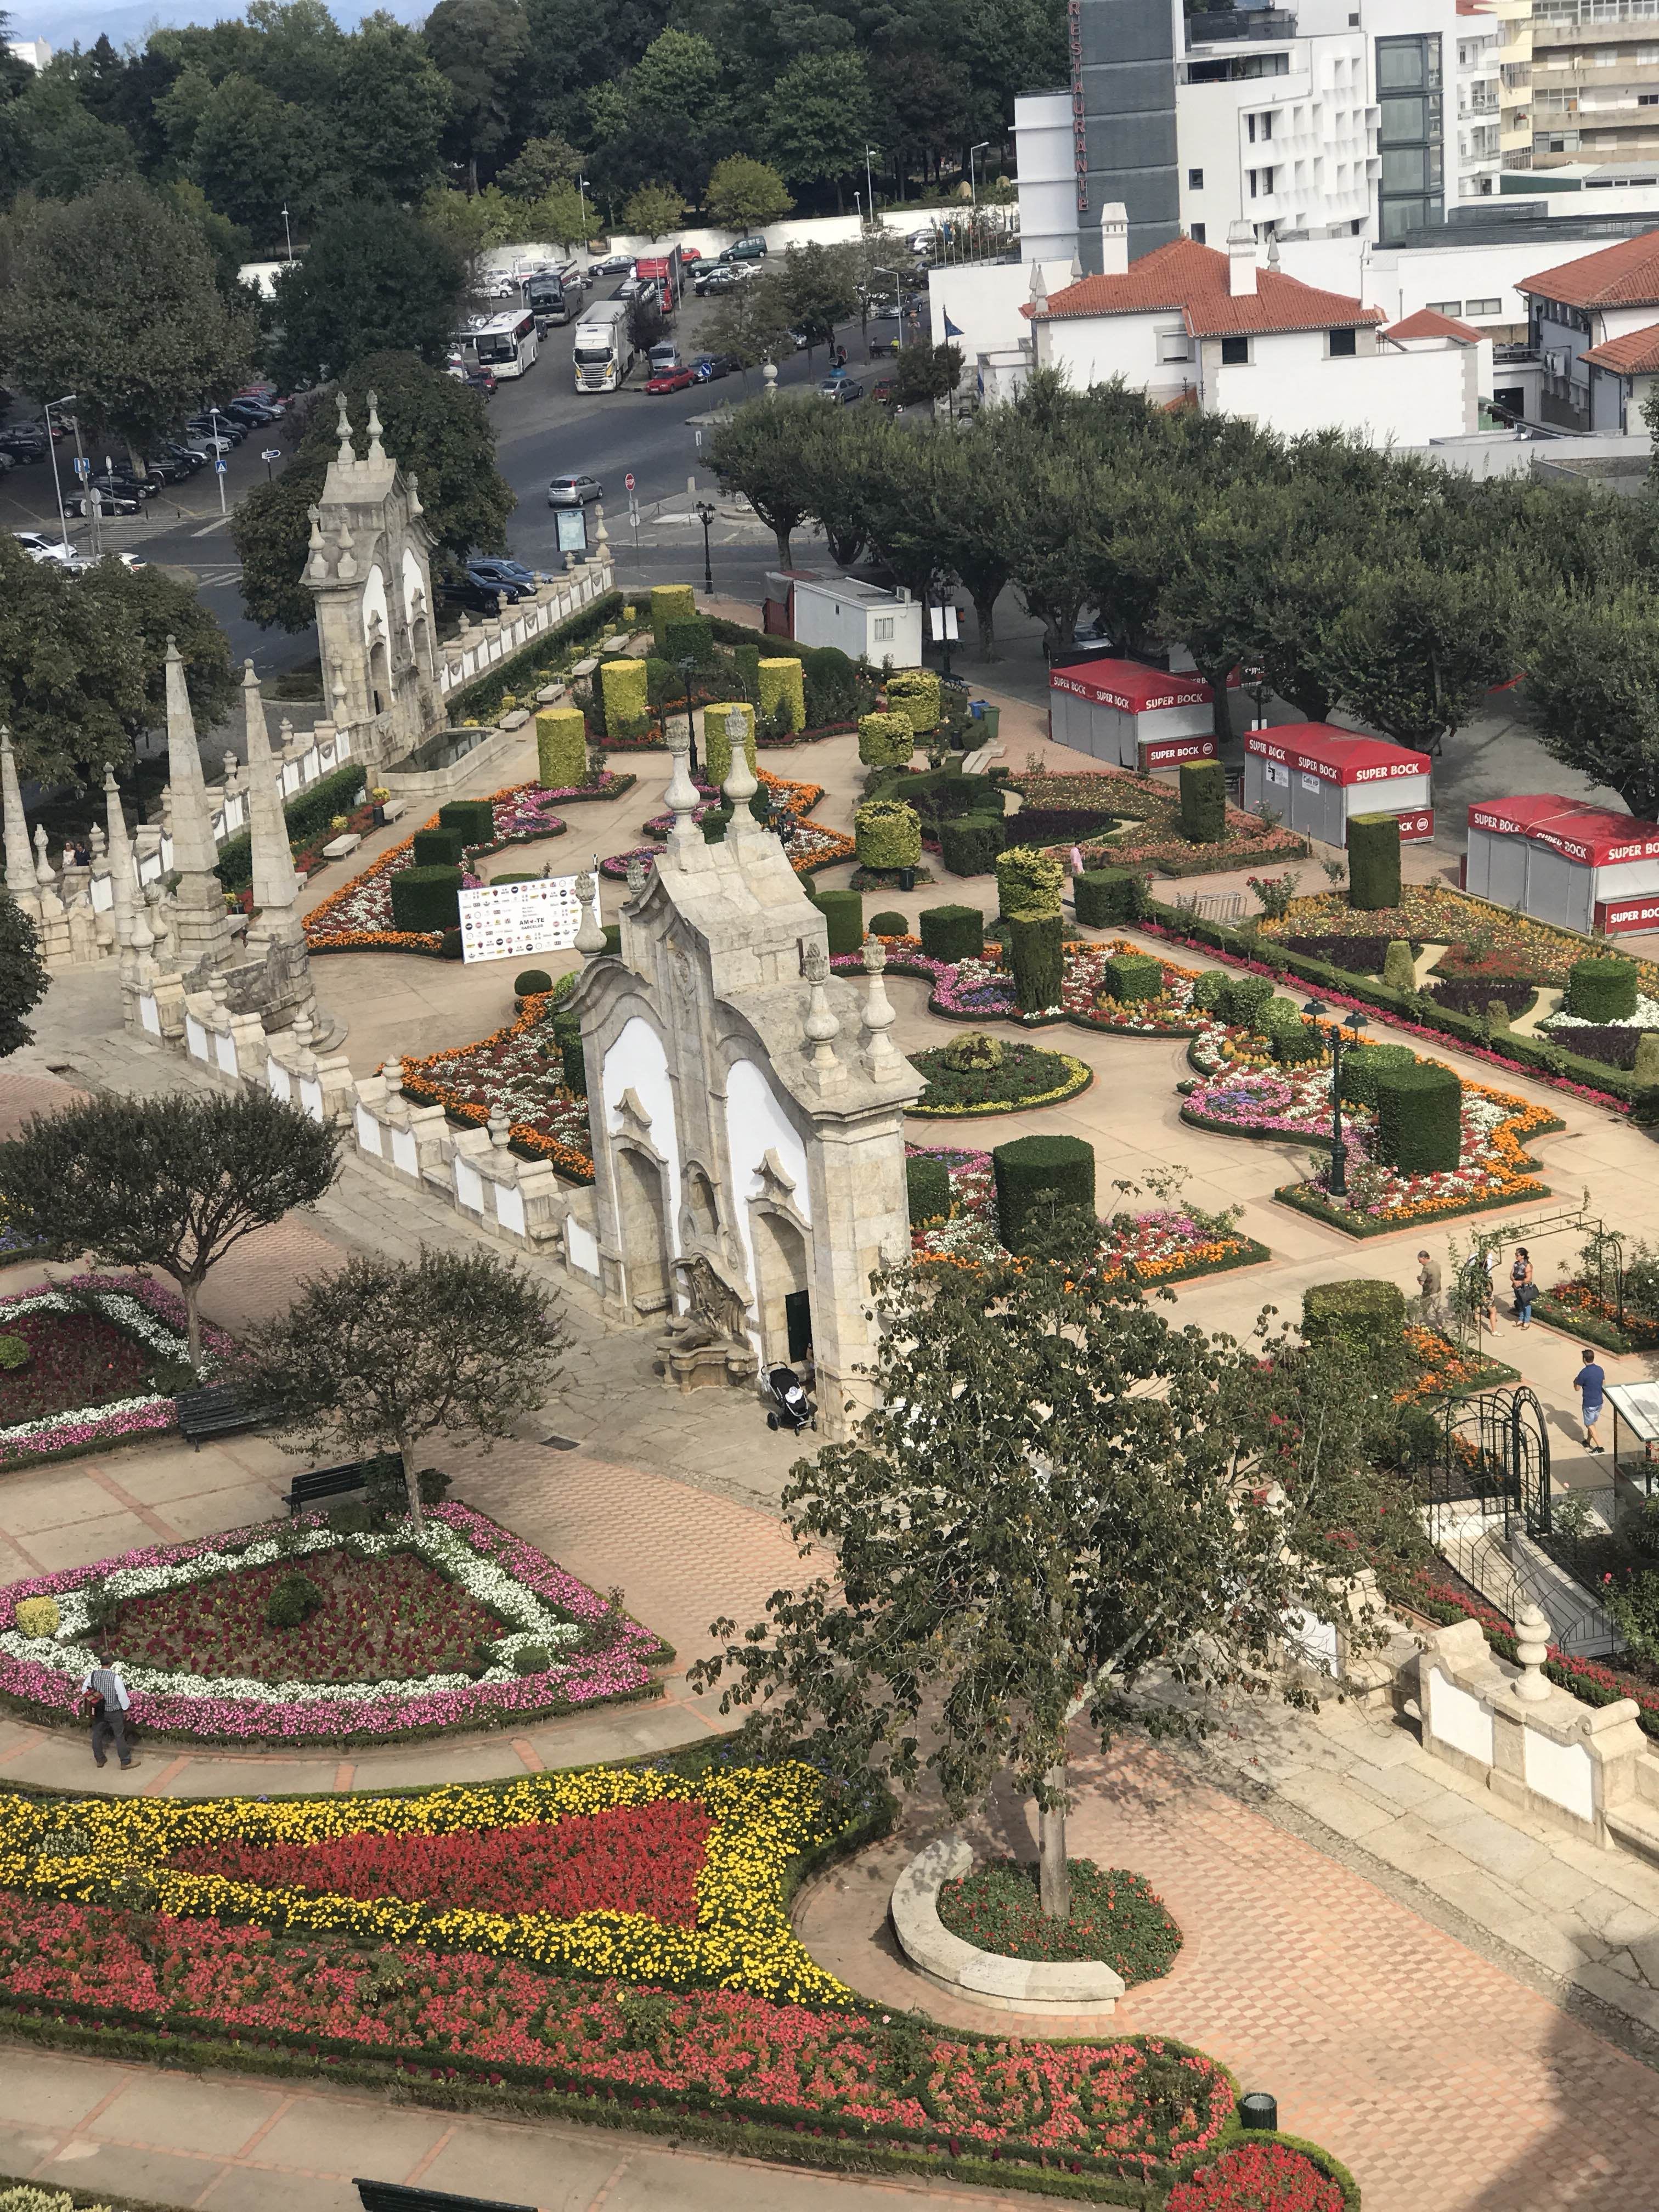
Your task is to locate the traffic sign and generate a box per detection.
[624,472,635,492]
[261,447,281,464]
[215,459,227,473]
[72,457,89,479]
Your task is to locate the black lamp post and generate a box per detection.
[696,498,716,595]
[678,655,699,779]
[1303,997,1368,1200]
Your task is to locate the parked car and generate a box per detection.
[183,431,235,456]
[468,556,538,593]
[588,252,634,276]
[160,442,207,472]
[91,469,155,500]
[690,353,740,381]
[547,473,602,507]
[227,398,281,427]
[466,560,528,601]
[817,376,864,404]
[871,377,898,407]
[187,413,245,442]
[720,236,768,263]
[646,365,697,393]
[438,575,502,614]
[696,266,741,295]
[12,529,85,568]
[70,488,141,515]
[464,368,498,396]
[0,430,46,461]
[142,451,196,484]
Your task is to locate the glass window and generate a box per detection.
[1221,335,1250,365]
[1383,147,1429,189]
[1381,94,1428,136]
[1466,298,1500,315]
[1192,221,1207,242]
[1379,41,1425,89]
[1188,167,1204,189]
[1328,328,1357,357]
[1428,300,1464,315]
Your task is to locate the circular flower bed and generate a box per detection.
[1166,2138,1350,2212]
[938,1859,1182,1985]
[909,1037,1092,1117]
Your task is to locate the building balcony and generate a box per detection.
[1184,6,1298,43]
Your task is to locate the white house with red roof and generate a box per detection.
[1020,212,1479,443]
[1516,228,1659,435]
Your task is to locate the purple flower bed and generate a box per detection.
[1280,934,1396,975]
[0,1502,666,1744]
[830,946,1020,1020]
[1430,976,1537,1019]
[1543,1023,1642,1069]
[531,772,636,804]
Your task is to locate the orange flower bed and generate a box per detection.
[396,988,594,1183]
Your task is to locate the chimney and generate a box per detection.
[1099,201,1129,278]
[1227,220,1258,298]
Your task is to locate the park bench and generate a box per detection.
[356,2183,535,2212]
[174,1384,274,1451]
[286,1459,373,1515]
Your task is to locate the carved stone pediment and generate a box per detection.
[752,1147,810,1233]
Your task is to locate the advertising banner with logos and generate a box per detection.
[458,874,599,964]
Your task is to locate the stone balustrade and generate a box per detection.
[435,558,616,700]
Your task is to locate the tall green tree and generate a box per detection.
[423,0,531,192]
[0,898,47,1059]
[705,153,792,234]
[332,20,452,204]
[269,204,467,390]
[233,351,514,631]
[245,1245,570,1522]
[0,176,253,464]
[1326,560,1516,756]
[0,1089,340,1366]
[187,72,323,238]
[765,52,873,201]
[1528,586,1659,819]
[620,182,684,239]
[498,131,582,200]
[709,397,815,565]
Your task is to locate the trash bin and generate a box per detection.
[1239,2092,1278,2132]
[970,701,1000,744]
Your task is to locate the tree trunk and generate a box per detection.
[1038,1763,1071,1919]
[972,588,998,658]
[400,1434,424,1526]
[1201,662,1232,744]
[772,523,793,566]
[183,1279,203,1372]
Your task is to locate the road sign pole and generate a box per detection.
[261,446,281,483]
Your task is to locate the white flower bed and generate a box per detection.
[0,1282,203,1463]
[1540,990,1659,1034]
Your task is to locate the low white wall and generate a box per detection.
[1212,343,1470,444]
[928,259,1075,366]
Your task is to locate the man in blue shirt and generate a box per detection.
[1576,1348,1607,1454]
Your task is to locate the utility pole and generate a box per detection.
[44,393,74,554]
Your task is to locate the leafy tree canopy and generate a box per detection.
[268,202,467,392]
[620,181,684,239]
[0,896,47,1059]
[705,153,792,234]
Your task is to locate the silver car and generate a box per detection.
[548,473,603,508]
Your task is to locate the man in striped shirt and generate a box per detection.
[78,1652,135,1769]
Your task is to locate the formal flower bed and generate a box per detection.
[0,1277,233,1470]
[0,1503,665,1743]
[1167,2141,1351,2212]
[304,784,574,956]
[1258,886,1659,997]
[639,770,823,840]
[907,1148,1267,1286]
[1401,1324,1519,1400]
[1062,944,1206,1035]
[908,1040,1092,1116]
[396,983,594,1184]
[1010,769,1307,879]
[603,812,855,882]
[0,1199,47,1261]
[938,1861,1182,1984]
[831,938,1201,1035]
[1530,1278,1659,1354]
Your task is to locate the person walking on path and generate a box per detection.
[1576,1348,1608,1453]
[78,1652,135,1769]
[1417,1248,1443,1319]
[1511,1246,1536,1328]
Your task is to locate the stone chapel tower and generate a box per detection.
[304,392,440,768]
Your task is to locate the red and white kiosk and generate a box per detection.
[1047,658,1228,774]
[1465,795,1659,935]
[1243,725,1434,847]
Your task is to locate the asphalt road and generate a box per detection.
[0,289,881,692]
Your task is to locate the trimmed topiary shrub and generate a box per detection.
[515,968,554,996]
[1103,952,1164,1005]
[702,700,757,785]
[994,1133,1097,1254]
[940,815,1005,875]
[663,614,716,667]
[996,844,1064,923]
[1273,1024,1325,1065]
[886,668,941,733]
[859,711,917,768]
[412,826,465,868]
[733,641,761,702]
[1009,913,1064,1013]
[600,659,648,736]
[907,1154,951,1224]
[1382,940,1417,994]
[561,1034,587,1094]
[603,923,621,955]
[1375,1059,1462,1172]
[1638,1032,1659,1087]
[644,656,680,710]
[855,800,922,872]
[1337,1040,1417,1108]
[650,583,696,646]
[1566,955,1639,1023]
[1179,759,1226,844]
[1348,811,1402,912]
[265,1572,324,1629]
[14,1595,59,1638]
[919,905,984,962]
[1255,994,1305,1036]
[1074,867,1144,927]
[1190,969,1225,1013]
[438,798,494,848]
[1217,972,1274,1027]
[1302,1278,1408,1349]
[535,706,588,789]
[869,910,909,936]
[388,864,463,934]
[758,657,806,735]
[815,888,864,956]
[801,644,859,724]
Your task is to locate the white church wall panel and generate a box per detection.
[601,1015,683,1266]
[724,1056,811,1343]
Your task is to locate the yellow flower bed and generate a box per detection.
[0,1762,852,2007]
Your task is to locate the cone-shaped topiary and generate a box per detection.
[1375,1060,1462,1172]
[535,706,588,789]
[1348,812,1402,912]
[1381,940,1417,994]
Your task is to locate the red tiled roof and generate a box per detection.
[1581,319,1659,375]
[1023,236,1383,337]
[1388,307,1483,345]
[1517,228,1659,308]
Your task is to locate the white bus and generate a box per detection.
[573,298,635,393]
[463,309,539,378]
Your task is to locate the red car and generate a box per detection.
[646,365,697,393]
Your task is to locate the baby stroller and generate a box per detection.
[761,1365,816,1433]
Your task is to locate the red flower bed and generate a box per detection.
[0,1310,161,1426]
[172,1800,711,1925]
[113,1547,505,1684]
[1167,2140,1346,2211]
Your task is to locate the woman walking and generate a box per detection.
[1510,1245,1536,1329]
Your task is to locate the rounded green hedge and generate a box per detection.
[1302,1278,1407,1348]
[906,1154,950,1224]
[1103,952,1163,1005]
[388,864,464,935]
[1375,1059,1462,1173]
[869,910,909,936]
[1566,956,1638,1023]
[1074,867,1143,927]
[814,889,864,956]
[515,968,554,996]
[993,1133,1096,1254]
[1217,973,1274,1028]
[1338,1039,1417,1109]
[919,905,984,963]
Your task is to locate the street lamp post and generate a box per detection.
[678,655,700,780]
[208,405,228,516]
[865,147,879,221]
[969,141,990,211]
[873,266,904,350]
[1302,997,1369,1201]
[695,498,716,595]
[44,392,74,554]
[577,176,589,241]
[281,202,294,263]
